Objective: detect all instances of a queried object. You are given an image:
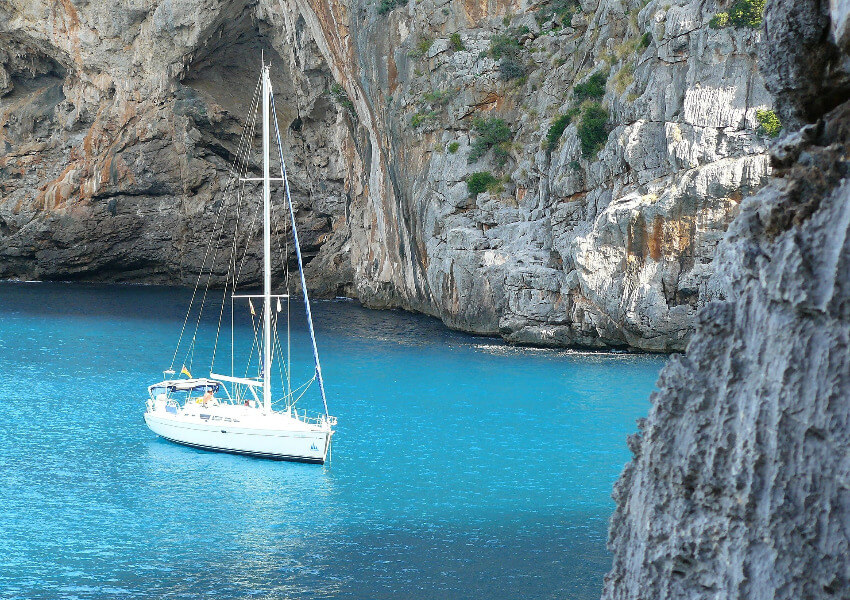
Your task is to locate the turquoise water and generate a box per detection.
[0,282,664,600]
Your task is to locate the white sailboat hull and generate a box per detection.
[144,410,332,464]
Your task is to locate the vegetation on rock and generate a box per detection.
[490,28,529,82]
[574,71,608,102]
[466,171,498,196]
[422,88,456,106]
[756,109,781,137]
[408,37,434,59]
[450,33,464,51]
[448,141,460,154]
[535,0,580,29]
[578,102,609,158]
[378,0,406,15]
[329,83,355,113]
[410,111,438,127]
[489,31,524,60]
[545,108,579,151]
[468,117,512,166]
[729,0,766,27]
[709,12,729,28]
[499,58,527,81]
[710,0,766,29]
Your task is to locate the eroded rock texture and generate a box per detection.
[603,0,850,597]
[0,0,357,291]
[1,0,775,349]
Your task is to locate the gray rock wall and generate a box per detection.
[0,0,356,291]
[1,0,775,350]
[603,0,850,596]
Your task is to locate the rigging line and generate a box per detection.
[231,295,234,379]
[291,377,316,405]
[272,180,292,400]
[243,304,264,381]
[192,148,257,365]
[213,100,258,377]
[230,193,265,369]
[287,289,291,400]
[272,310,288,404]
[272,375,315,406]
[223,116,261,376]
[226,117,263,377]
[171,75,262,370]
[230,74,272,290]
[268,62,316,405]
[228,76,271,294]
[272,375,315,407]
[268,155,292,395]
[270,42,305,405]
[195,76,261,341]
[230,165,266,290]
[171,76,263,371]
[212,87,263,371]
[190,81,265,368]
[270,308,287,403]
[270,89,330,417]
[215,123,258,365]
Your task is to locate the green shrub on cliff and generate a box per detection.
[535,0,580,27]
[378,0,406,15]
[578,103,609,158]
[422,88,456,106]
[489,29,530,81]
[448,141,460,153]
[329,83,354,113]
[468,117,512,165]
[710,0,765,29]
[709,12,729,28]
[489,27,528,60]
[574,71,607,102]
[729,0,766,27]
[489,34,522,60]
[467,171,498,196]
[410,111,438,127]
[756,109,781,137]
[408,37,434,58]
[545,108,579,151]
[450,33,465,51]
[499,58,527,81]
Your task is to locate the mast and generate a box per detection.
[261,62,272,413]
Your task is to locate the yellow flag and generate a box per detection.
[249,299,256,316]
[180,365,192,378]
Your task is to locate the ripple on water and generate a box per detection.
[0,282,664,600]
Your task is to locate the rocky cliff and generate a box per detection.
[603,0,850,597]
[0,0,775,350]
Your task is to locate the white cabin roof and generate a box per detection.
[148,378,221,393]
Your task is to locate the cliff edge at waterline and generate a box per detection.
[0,0,775,350]
[603,0,850,596]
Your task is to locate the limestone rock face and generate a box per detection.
[603,0,850,596]
[1,0,774,349]
[0,0,356,291]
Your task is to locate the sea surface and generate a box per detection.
[0,282,665,600]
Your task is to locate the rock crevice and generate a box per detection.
[2,0,775,349]
[603,0,850,596]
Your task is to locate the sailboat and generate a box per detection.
[143,60,336,463]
